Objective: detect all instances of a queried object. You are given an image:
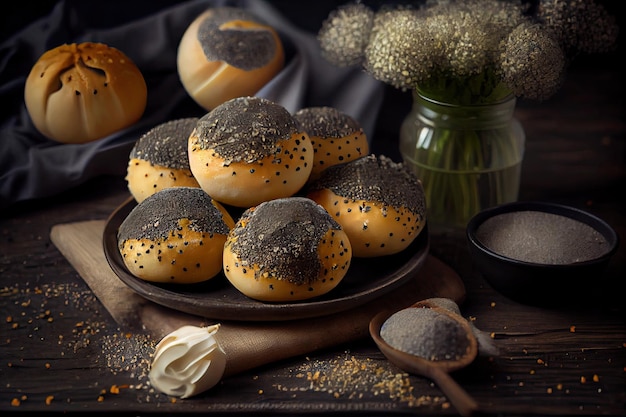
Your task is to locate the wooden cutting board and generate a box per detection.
[50,220,465,377]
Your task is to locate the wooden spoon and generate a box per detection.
[369,299,479,417]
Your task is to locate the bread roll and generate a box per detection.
[24,42,147,143]
[188,96,313,208]
[118,187,235,284]
[223,197,352,302]
[177,7,285,111]
[306,154,427,258]
[293,106,369,181]
[126,118,200,203]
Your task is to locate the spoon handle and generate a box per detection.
[428,366,478,417]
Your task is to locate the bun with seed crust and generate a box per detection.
[188,96,313,208]
[293,106,369,181]
[306,154,427,258]
[24,42,147,143]
[126,118,201,203]
[177,7,285,111]
[117,187,235,284]
[223,197,352,302]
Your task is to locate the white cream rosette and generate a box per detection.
[149,324,227,398]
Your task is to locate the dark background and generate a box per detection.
[3,0,624,161]
[4,0,624,52]
[1,1,346,42]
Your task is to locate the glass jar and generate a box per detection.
[399,90,525,231]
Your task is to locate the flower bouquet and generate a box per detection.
[318,0,619,229]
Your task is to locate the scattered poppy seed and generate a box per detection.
[288,352,445,407]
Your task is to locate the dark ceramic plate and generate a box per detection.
[103,197,430,321]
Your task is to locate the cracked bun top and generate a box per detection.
[24,42,147,143]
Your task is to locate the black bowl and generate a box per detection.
[466,201,619,306]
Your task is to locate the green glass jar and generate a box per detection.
[399,90,525,231]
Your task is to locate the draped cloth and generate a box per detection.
[0,0,383,209]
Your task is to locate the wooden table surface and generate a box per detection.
[1,6,625,417]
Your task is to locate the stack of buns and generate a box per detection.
[120,94,426,302]
[23,6,429,302]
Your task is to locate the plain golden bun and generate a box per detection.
[177,7,285,111]
[117,187,235,284]
[188,96,313,208]
[293,106,369,181]
[223,197,352,302]
[126,118,201,203]
[24,42,147,143]
[306,154,427,258]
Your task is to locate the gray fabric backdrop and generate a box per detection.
[0,0,384,209]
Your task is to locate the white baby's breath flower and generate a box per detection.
[364,7,431,91]
[319,0,618,104]
[318,3,374,67]
[500,22,566,101]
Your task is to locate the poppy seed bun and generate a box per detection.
[223,197,352,302]
[177,7,285,111]
[24,42,147,143]
[188,97,313,208]
[126,118,201,203]
[306,154,427,258]
[118,187,235,284]
[293,107,369,181]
